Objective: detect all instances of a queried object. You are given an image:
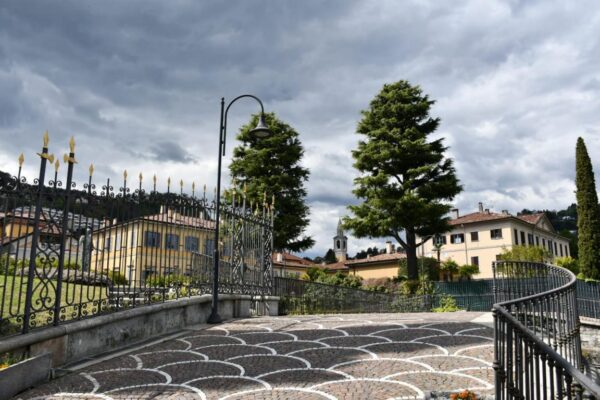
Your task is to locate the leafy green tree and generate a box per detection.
[344,81,462,280]
[575,137,600,279]
[458,264,480,281]
[230,113,314,252]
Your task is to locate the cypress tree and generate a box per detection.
[575,137,600,279]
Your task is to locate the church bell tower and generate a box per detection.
[333,219,347,262]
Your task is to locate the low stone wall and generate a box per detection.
[0,294,279,369]
[580,317,600,350]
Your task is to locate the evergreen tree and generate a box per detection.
[575,137,600,279]
[344,81,462,280]
[323,249,337,264]
[230,113,314,252]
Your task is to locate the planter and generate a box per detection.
[427,391,492,400]
[0,353,51,400]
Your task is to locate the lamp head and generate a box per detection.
[250,114,272,138]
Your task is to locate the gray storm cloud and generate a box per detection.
[1,0,599,257]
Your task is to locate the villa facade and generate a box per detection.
[419,204,571,278]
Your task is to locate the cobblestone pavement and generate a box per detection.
[15,312,494,400]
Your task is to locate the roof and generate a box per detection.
[345,252,406,266]
[323,262,349,271]
[272,252,313,268]
[141,213,215,229]
[447,210,560,236]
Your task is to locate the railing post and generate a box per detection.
[53,144,75,326]
[22,137,51,333]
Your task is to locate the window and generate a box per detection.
[542,238,546,247]
[434,235,447,245]
[554,242,558,255]
[559,244,563,257]
[491,229,503,240]
[165,234,179,250]
[115,233,121,250]
[520,231,526,245]
[104,237,111,251]
[514,229,519,245]
[205,239,215,255]
[470,232,479,242]
[450,233,465,244]
[144,231,161,248]
[185,236,199,252]
[130,229,137,247]
[471,256,479,266]
[536,236,540,246]
[528,233,534,246]
[336,240,340,248]
[548,240,553,255]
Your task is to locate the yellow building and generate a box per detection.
[346,251,406,280]
[419,204,571,279]
[90,207,214,284]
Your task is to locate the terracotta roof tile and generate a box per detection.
[516,213,544,225]
[448,211,509,225]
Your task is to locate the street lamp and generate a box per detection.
[208,95,272,324]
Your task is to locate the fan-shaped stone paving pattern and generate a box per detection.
[15,312,494,399]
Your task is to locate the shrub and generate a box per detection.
[107,271,128,285]
[433,295,462,312]
[556,257,579,275]
[398,257,439,281]
[498,245,552,263]
[399,276,435,296]
[440,260,459,281]
[458,264,480,281]
[146,274,189,287]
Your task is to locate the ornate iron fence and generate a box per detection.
[493,260,600,399]
[0,135,273,336]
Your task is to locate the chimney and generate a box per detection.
[276,253,283,262]
[478,202,484,212]
[502,210,509,215]
[485,208,490,214]
[386,241,393,254]
[451,208,459,219]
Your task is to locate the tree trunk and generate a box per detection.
[406,230,418,280]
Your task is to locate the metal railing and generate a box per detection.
[0,137,274,336]
[493,260,600,399]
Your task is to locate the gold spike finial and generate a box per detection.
[123,170,128,180]
[203,184,207,192]
[89,163,94,176]
[63,154,68,163]
[54,159,60,171]
[69,136,75,153]
[192,182,196,191]
[167,177,171,186]
[43,131,49,148]
[153,174,157,184]
[139,172,143,182]
[18,153,24,167]
[180,179,183,188]
[47,153,55,164]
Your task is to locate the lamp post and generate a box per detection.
[207,95,272,324]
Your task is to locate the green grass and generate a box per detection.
[0,275,108,334]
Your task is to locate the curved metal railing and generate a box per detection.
[493,260,600,399]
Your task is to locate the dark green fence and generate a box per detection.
[576,280,600,319]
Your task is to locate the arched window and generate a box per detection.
[336,240,340,248]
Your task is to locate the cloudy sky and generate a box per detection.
[1,0,599,258]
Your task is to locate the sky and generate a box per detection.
[1,0,600,258]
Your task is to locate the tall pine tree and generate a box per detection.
[575,137,600,279]
[344,81,462,280]
[230,113,314,252]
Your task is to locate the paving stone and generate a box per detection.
[159,360,243,383]
[16,312,495,399]
[229,354,308,376]
[290,347,373,368]
[260,368,349,388]
[133,350,207,368]
[390,371,492,392]
[314,379,421,399]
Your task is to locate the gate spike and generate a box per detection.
[18,153,24,167]
[123,170,128,180]
[43,131,49,148]
[89,163,94,176]
[69,136,75,153]
[54,159,60,171]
